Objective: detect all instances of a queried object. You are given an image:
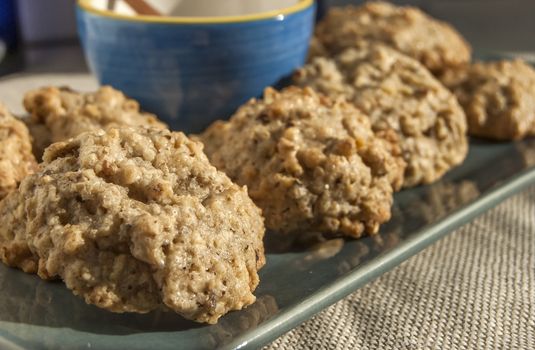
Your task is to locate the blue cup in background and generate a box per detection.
[0,0,17,51]
[76,0,315,133]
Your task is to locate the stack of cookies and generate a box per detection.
[0,1,534,324]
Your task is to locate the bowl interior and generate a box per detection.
[88,0,302,17]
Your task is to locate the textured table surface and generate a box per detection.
[266,185,535,349]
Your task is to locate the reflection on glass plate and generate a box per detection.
[2,136,535,349]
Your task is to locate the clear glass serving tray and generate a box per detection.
[1,78,535,350]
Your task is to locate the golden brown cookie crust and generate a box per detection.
[440,59,535,140]
[0,103,38,200]
[199,87,405,238]
[23,86,167,158]
[294,43,468,187]
[0,127,265,324]
[313,1,471,72]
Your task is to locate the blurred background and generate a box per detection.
[1,0,535,76]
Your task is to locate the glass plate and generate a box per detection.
[2,81,535,350]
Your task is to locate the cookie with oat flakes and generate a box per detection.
[294,42,468,187]
[23,85,167,159]
[0,103,37,200]
[0,127,264,324]
[199,86,405,238]
[440,59,535,140]
[312,1,471,73]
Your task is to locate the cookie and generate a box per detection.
[313,1,471,73]
[0,127,265,324]
[198,87,405,238]
[23,86,167,159]
[293,43,468,187]
[440,59,535,140]
[0,103,38,200]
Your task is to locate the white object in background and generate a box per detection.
[93,0,135,15]
[17,0,77,43]
[95,0,298,17]
[0,74,97,115]
[165,0,299,17]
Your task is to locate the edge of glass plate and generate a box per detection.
[221,166,535,350]
[0,336,25,350]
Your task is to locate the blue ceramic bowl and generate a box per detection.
[76,0,315,133]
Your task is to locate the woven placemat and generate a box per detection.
[266,185,535,349]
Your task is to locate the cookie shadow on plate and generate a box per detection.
[0,264,207,334]
[0,264,280,350]
[0,266,279,347]
[468,136,510,146]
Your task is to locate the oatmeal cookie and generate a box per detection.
[0,103,38,200]
[0,127,265,324]
[313,1,471,72]
[23,86,167,158]
[199,87,405,238]
[440,59,535,140]
[294,43,468,187]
